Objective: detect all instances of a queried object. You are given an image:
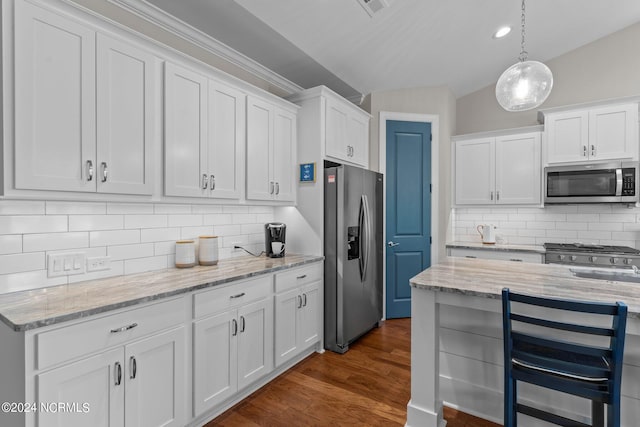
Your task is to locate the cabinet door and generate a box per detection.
[495,133,541,205]
[325,99,349,160]
[237,298,273,390]
[14,0,96,192]
[125,327,186,427]
[348,113,369,167]
[193,310,237,416]
[164,62,208,197]
[299,282,321,348]
[274,287,300,367]
[545,110,589,164]
[246,96,274,200]
[272,108,296,202]
[454,139,495,205]
[589,104,639,161]
[37,348,124,427]
[208,81,245,199]
[96,34,155,195]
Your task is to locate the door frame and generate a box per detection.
[378,111,440,319]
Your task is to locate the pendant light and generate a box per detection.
[495,0,553,111]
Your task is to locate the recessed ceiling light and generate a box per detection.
[493,26,512,39]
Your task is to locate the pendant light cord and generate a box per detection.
[519,0,528,62]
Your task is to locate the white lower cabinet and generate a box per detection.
[36,324,186,427]
[274,264,323,367]
[192,278,274,417]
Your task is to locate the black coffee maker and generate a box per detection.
[265,223,286,258]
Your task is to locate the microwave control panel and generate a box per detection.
[622,168,636,196]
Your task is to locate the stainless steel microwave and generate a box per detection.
[544,161,639,204]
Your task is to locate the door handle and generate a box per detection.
[387,241,400,247]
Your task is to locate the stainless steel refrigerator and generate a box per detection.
[324,164,383,353]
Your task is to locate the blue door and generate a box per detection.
[385,120,431,318]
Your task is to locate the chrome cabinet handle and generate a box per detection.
[86,160,94,181]
[465,255,477,259]
[114,362,122,386]
[202,174,208,190]
[297,295,303,309]
[591,144,596,156]
[129,356,137,379]
[583,145,587,156]
[490,191,494,201]
[387,241,400,247]
[510,258,523,262]
[302,293,307,307]
[232,319,238,336]
[496,191,500,201]
[230,292,245,299]
[101,162,108,182]
[296,274,307,280]
[240,316,245,333]
[275,182,280,195]
[210,174,215,191]
[270,181,274,194]
[110,322,138,333]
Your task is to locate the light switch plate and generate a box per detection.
[48,252,86,277]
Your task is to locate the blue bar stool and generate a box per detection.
[502,288,627,427]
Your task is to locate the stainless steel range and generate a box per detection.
[544,243,640,269]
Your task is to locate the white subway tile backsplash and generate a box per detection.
[191,205,224,214]
[577,230,612,241]
[0,270,67,293]
[167,214,203,227]
[534,214,566,222]
[544,205,578,214]
[0,236,22,255]
[249,206,274,214]
[107,203,154,214]
[555,222,588,231]
[222,206,249,214]
[546,230,578,239]
[577,205,612,214]
[181,226,215,239]
[47,201,106,215]
[90,230,140,247]
[232,214,257,224]
[588,222,624,232]
[0,253,45,275]
[214,225,242,236]
[527,221,555,230]
[154,241,176,256]
[0,201,45,215]
[68,261,124,284]
[69,215,124,231]
[124,215,168,229]
[517,229,546,238]
[203,214,233,225]
[23,232,89,252]
[256,214,275,223]
[566,214,599,223]
[599,213,636,223]
[140,228,181,243]
[125,256,167,275]
[611,231,639,241]
[241,224,263,234]
[154,204,191,214]
[108,243,155,261]
[0,216,67,234]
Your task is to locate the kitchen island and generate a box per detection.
[407,257,640,427]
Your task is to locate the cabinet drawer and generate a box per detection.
[193,275,272,319]
[449,248,542,264]
[274,263,323,293]
[36,297,186,370]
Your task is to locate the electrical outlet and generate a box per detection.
[87,256,112,272]
[48,252,86,277]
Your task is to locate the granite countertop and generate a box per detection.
[0,254,323,332]
[410,257,640,319]
[446,241,545,253]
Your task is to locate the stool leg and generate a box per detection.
[591,401,604,427]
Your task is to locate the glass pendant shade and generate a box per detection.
[496,60,553,111]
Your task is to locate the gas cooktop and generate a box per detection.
[544,243,640,255]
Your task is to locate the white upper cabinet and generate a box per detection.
[14,0,96,192]
[14,1,155,195]
[164,63,245,200]
[544,103,639,164]
[289,86,370,169]
[246,96,296,202]
[454,131,541,206]
[96,34,155,195]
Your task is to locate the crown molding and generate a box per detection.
[107,0,303,96]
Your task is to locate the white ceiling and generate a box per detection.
[145,0,640,100]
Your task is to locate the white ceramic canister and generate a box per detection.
[175,240,196,268]
[198,236,219,266]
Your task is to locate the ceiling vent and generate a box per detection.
[356,0,390,17]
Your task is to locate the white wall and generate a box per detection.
[0,200,274,294]
[456,22,640,135]
[368,86,456,261]
[452,205,640,248]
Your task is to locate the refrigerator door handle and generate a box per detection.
[358,195,366,281]
[362,194,371,282]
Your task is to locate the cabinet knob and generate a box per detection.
[202,174,208,190]
[86,160,94,182]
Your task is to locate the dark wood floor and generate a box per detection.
[206,318,500,427]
